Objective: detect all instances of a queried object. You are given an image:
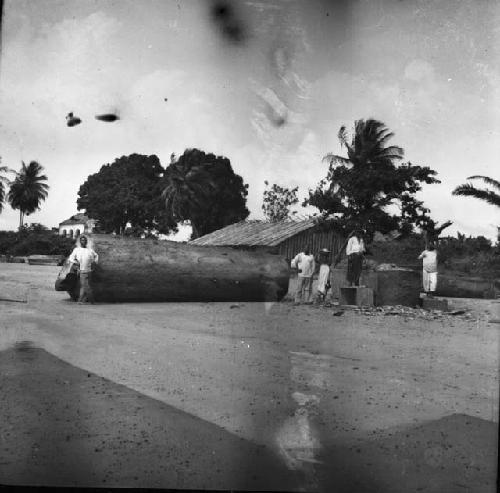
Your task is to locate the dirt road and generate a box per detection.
[0,264,498,491]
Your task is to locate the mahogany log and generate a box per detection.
[55,234,290,302]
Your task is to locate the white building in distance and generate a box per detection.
[58,213,97,238]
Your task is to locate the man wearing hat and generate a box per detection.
[68,235,99,304]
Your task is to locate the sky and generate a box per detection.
[0,0,499,241]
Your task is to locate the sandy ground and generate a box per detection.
[0,263,498,492]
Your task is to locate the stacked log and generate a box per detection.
[55,234,290,302]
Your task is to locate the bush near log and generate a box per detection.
[0,225,75,257]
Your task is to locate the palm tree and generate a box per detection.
[323,119,405,212]
[8,161,49,230]
[0,160,14,214]
[162,152,218,238]
[324,119,404,170]
[452,175,500,208]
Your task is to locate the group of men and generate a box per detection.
[291,229,439,304]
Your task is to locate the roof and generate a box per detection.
[59,213,91,226]
[190,218,320,247]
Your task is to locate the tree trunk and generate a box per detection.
[55,234,290,302]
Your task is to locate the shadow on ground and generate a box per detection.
[315,412,498,493]
[0,342,302,490]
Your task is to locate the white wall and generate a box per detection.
[59,222,86,237]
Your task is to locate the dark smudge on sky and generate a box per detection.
[95,113,120,122]
[209,1,247,46]
[266,104,287,128]
[66,112,82,127]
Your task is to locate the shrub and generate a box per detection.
[368,232,500,279]
[0,226,75,257]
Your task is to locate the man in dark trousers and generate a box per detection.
[346,229,365,286]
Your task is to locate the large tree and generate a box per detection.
[77,154,177,235]
[452,175,500,208]
[305,119,442,239]
[162,149,249,238]
[8,161,49,229]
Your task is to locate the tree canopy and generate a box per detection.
[162,148,249,238]
[305,119,442,239]
[262,181,299,222]
[8,161,49,229]
[77,154,177,236]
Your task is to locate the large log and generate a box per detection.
[55,234,290,302]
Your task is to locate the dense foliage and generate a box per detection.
[0,224,75,257]
[77,154,177,236]
[262,181,299,222]
[8,161,49,229]
[305,119,443,240]
[162,149,249,238]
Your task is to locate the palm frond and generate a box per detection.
[0,182,5,213]
[467,175,500,191]
[434,220,453,235]
[452,183,500,207]
[337,125,348,148]
[0,166,14,185]
[322,153,351,167]
[377,146,404,159]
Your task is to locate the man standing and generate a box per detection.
[346,230,365,286]
[291,246,315,304]
[69,235,98,304]
[418,242,438,297]
[316,248,331,304]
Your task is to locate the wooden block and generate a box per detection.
[340,287,374,307]
[422,297,449,311]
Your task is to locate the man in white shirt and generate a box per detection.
[291,246,315,304]
[418,243,438,296]
[346,230,365,286]
[68,235,99,304]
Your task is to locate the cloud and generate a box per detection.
[232,128,324,220]
[404,59,435,82]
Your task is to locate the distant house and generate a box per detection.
[58,213,97,238]
[190,218,344,261]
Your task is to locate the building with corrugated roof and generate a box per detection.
[190,218,344,261]
[58,213,97,238]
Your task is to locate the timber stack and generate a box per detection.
[55,234,290,302]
